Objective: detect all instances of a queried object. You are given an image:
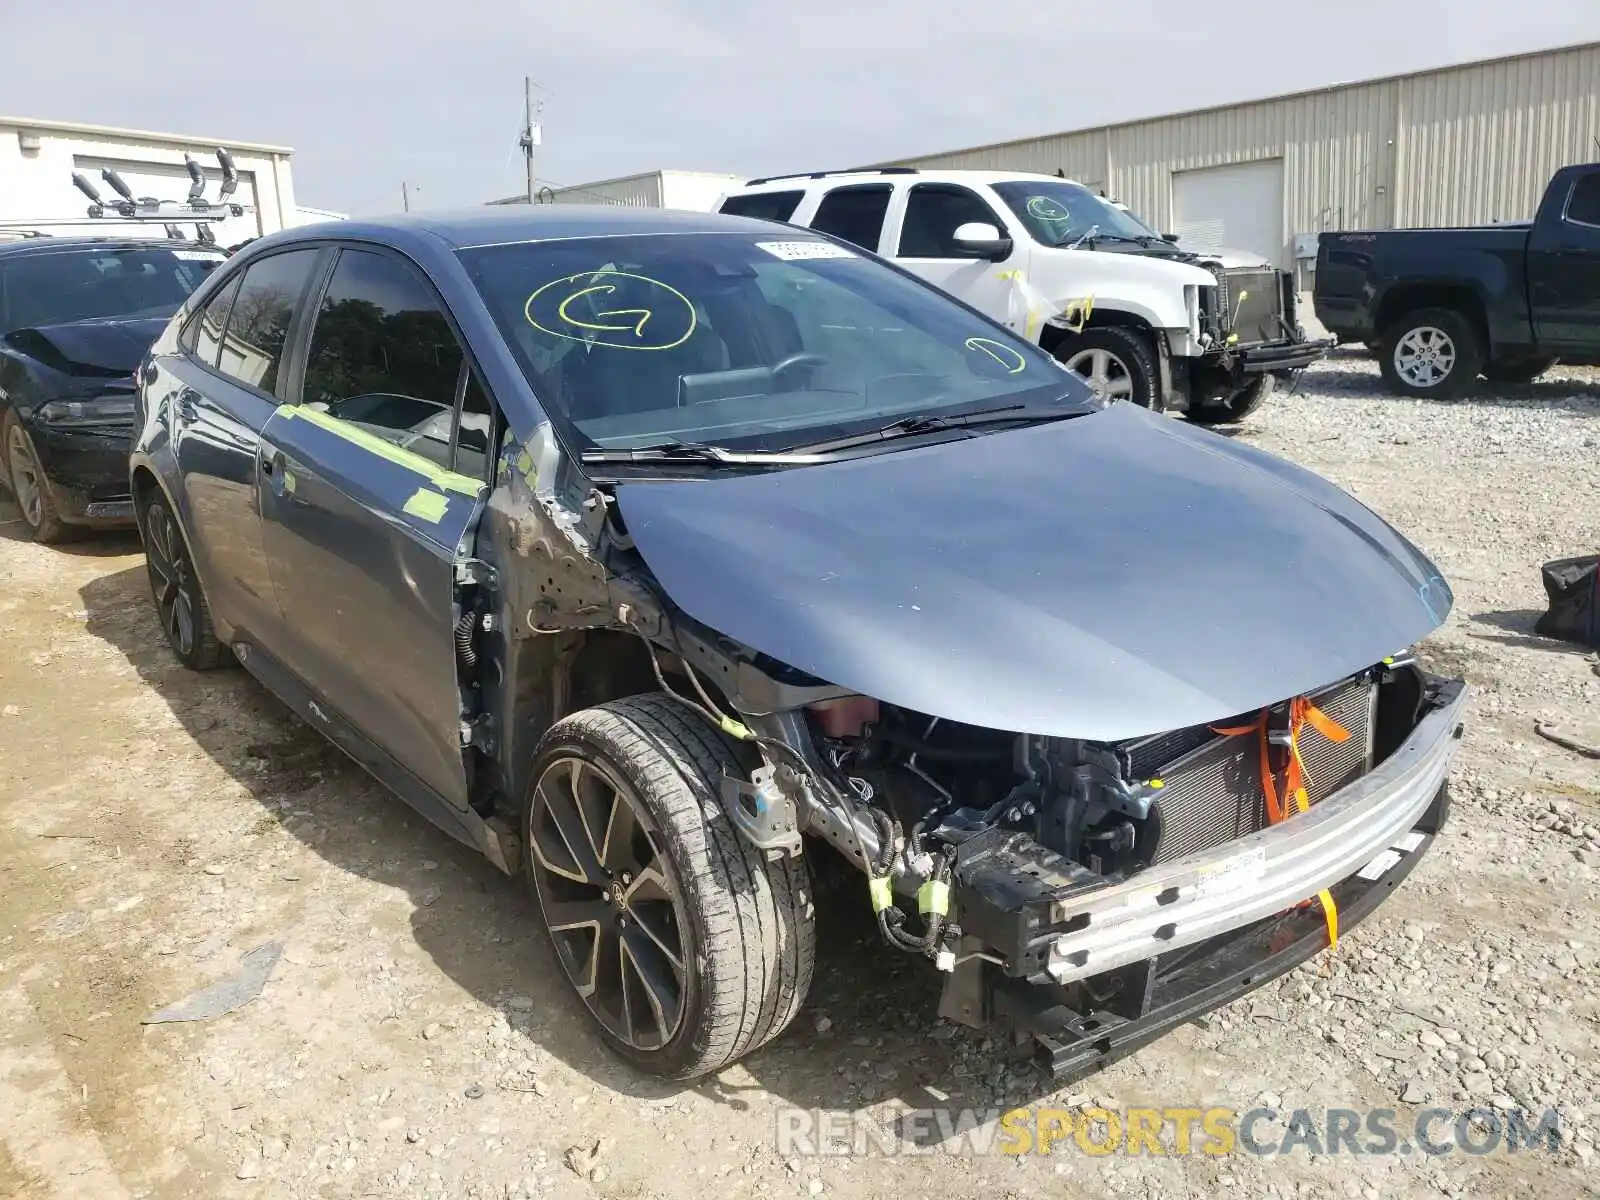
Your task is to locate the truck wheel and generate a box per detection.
[1054,327,1159,408]
[1379,308,1482,400]
[1187,374,1275,426]
[524,694,815,1079]
[1483,355,1556,385]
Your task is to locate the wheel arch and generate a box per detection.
[129,460,235,645]
[1038,308,1158,359]
[1375,284,1489,349]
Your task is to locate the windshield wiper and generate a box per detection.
[580,440,831,466]
[1061,231,1153,249]
[790,402,1086,454]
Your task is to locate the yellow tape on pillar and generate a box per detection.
[277,406,483,497]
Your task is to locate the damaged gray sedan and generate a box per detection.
[130,206,1467,1079]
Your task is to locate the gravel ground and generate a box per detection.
[1,350,1597,1200]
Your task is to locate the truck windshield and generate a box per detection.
[459,231,1094,455]
[991,181,1161,247]
[0,246,224,332]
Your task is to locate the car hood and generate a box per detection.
[613,404,1452,742]
[3,316,168,377]
[1094,241,1274,271]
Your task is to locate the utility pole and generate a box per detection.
[519,76,541,203]
[401,181,417,212]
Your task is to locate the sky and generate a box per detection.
[2,0,1597,218]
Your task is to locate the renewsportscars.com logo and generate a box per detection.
[776,1105,1567,1159]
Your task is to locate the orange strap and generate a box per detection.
[1210,698,1348,949]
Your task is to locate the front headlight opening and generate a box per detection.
[37,395,135,427]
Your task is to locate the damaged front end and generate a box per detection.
[732,655,1464,1079]
[1175,269,1333,411]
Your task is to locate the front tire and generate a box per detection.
[138,490,226,670]
[3,413,72,544]
[1187,373,1275,425]
[524,694,815,1079]
[1053,327,1159,408]
[1379,308,1483,399]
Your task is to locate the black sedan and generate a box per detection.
[131,206,1467,1080]
[0,236,225,541]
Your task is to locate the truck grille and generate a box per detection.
[1218,268,1284,347]
[1140,674,1378,865]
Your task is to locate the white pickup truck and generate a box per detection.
[716,168,1329,423]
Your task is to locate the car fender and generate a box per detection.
[1021,248,1213,332]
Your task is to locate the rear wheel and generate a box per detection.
[1187,373,1275,425]
[524,694,815,1079]
[3,413,71,544]
[1054,327,1159,408]
[139,490,226,670]
[1379,308,1483,400]
[1483,355,1556,385]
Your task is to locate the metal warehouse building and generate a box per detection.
[490,169,745,211]
[878,41,1600,276]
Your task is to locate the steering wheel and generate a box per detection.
[770,352,826,388]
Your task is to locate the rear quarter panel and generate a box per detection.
[1314,228,1532,349]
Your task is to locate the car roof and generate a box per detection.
[269,204,811,252]
[0,235,219,259]
[726,168,1086,194]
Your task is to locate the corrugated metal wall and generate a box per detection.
[547,172,664,207]
[1397,44,1600,226]
[890,41,1600,250]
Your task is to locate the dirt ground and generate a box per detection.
[2,353,1598,1200]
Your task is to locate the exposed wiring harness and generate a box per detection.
[864,807,954,956]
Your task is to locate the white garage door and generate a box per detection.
[73,156,263,247]
[1172,159,1285,268]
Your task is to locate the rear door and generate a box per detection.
[256,245,494,812]
[806,184,894,254]
[1528,169,1600,349]
[166,247,327,643]
[885,182,1023,325]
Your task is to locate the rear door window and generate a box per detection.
[214,249,322,395]
[718,190,805,223]
[809,185,893,252]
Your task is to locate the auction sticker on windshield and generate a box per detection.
[756,241,857,261]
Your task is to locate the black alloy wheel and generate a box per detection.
[140,492,225,670]
[528,753,690,1053]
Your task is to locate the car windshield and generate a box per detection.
[0,245,224,332]
[991,180,1161,247]
[458,231,1093,455]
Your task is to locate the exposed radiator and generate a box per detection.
[1140,675,1378,866]
[1218,268,1284,347]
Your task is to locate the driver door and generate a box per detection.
[886,182,1028,331]
[257,245,492,812]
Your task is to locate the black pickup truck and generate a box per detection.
[1314,162,1600,398]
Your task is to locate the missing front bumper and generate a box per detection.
[997,782,1449,1079]
[937,675,1465,1074]
[1236,336,1334,374]
[1039,678,1464,984]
